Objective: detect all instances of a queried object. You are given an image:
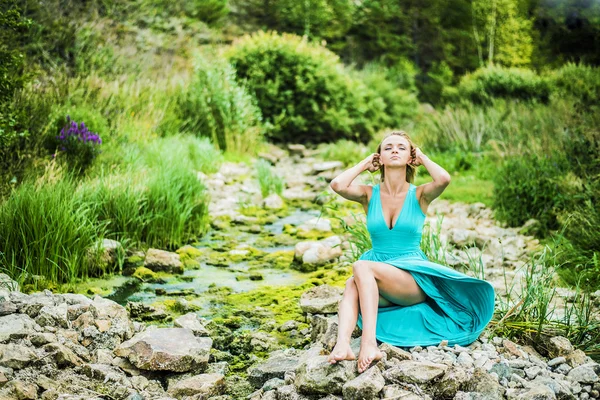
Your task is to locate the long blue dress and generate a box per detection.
[355,183,496,348]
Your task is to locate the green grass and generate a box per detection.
[255,159,285,198]
[414,173,494,206]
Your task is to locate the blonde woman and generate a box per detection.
[327,131,495,373]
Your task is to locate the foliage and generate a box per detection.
[317,139,370,167]
[0,0,30,104]
[225,31,387,144]
[178,53,263,154]
[352,62,420,126]
[455,66,551,104]
[550,63,600,110]
[255,159,284,198]
[492,153,568,235]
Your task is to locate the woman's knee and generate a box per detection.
[352,261,371,276]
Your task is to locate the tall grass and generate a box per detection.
[0,163,107,287]
[255,159,285,198]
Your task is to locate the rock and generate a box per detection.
[114,328,212,372]
[43,342,84,367]
[297,217,332,232]
[167,373,225,398]
[263,194,285,210]
[35,304,69,328]
[566,349,588,367]
[294,354,357,395]
[300,285,343,314]
[545,336,574,359]
[294,236,343,269]
[461,368,505,400]
[312,161,343,173]
[262,377,285,391]
[90,238,123,269]
[173,313,210,337]
[0,273,20,292]
[548,357,567,367]
[382,360,447,384]
[288,144,307,155]
[144,248,184,274]
[4,380,37,399]
[248,353,301,388]
[310,314,338,350]
[0,343,37,369]
[342,365,385,400]
[126,302,168,321]
[381,384,423,399]
[279,320,299,332]
[0,313,39,342]
[379,343,412,362]
[0,301,17,317]
[567,365,599,384]
[250,331,279,352]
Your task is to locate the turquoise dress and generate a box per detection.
[356,183,496,348]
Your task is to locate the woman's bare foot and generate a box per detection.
[327,341,356,364]
[357,340,383,373]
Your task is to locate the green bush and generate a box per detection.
[352,63,419,128]
[178,53,263,154]
[456,66,551,104]
[550,63,600,110]
[492,153,568,235]
[225,31,387,144]
[317,139,370,167]
[255,159,284,198]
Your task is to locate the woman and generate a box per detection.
[327,131,496,374]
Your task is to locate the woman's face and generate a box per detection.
[380,135,412,167]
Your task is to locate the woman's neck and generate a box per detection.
[382,168,407,197]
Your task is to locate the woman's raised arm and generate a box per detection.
[330,153,379,204]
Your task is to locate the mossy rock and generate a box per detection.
[176,245,203,261]
[132,266,160,282]
[295,229,333,240]
[205,251,232,267]
[183,259,201,269]
[260,250,294,269]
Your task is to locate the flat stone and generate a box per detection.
[247,353,300,388]
[114,328,212,372]
[299,284,343,314]
[382,360,447,384]
[167,373,225,398]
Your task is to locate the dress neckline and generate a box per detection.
[378,183,412,231]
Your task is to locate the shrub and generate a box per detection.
[317,139,370,167]
[492,153,568,235]
[178,54,263,155]
[456,66,551,104]
[352,63,419,128]
[550,63,600,110]
[225,31,387,144]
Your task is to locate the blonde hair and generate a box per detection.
[376,130,417,183]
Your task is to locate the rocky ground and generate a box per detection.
[1,143,599,399]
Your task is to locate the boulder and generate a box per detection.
[300,285,343,314]
[114,328,212,372]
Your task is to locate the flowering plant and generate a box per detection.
[54,115,102,172]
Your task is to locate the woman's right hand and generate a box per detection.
[363,153,381,173]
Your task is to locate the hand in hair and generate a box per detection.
[365,153,381,173]
[409,147,424,167]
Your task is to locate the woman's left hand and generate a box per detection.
[410,147,425,166]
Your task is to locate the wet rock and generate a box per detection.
[247,353,301,388]
[167,373,225,398]
[300,285,343,314]
[144,248,184,274]
[342,365,385,399]
[114,328,212,372]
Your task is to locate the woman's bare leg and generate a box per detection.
[352,261,384,372]
[327,277,359,363]
[352,260,427,373]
